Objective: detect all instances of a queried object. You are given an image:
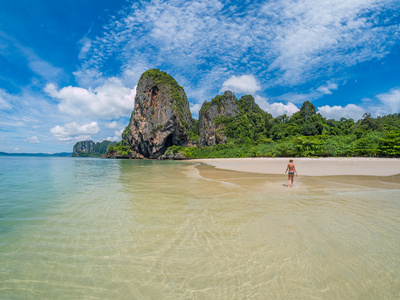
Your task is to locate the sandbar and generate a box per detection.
[190,157,400,177]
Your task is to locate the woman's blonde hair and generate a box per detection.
[289,159,293,162]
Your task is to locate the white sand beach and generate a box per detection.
[191,157,400,176]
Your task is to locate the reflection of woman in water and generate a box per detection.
[285,159,298,188]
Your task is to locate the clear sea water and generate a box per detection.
[0,156,400,299]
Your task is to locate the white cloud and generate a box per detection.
[255,95,299,117]
[78,37,92,60]
[278,92,313,104]
[376,88,400,115]
[0,97,11,110]
[50,121,100,142]
[221,75,261,94]
[263,0,399,85]
[190,103,202,117]
[76,0,399,92]
[317,82,338,95]
[317,104,366,120]
[0,89,12,110]
[121,63,151,88]
[73,68,105,88]
[106,129,124,142]
[278,80,340,103]
[25,136,40,143]
[28,59,63,82]
[105,121,118,129]
[0,89,49,133]
[316,87,400,120]
[45,78,136,119]
[0,32,65,83]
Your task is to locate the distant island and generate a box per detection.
[72,140,116,157]
[0,152,72,157]
[74,69,400,159]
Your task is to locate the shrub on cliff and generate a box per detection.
[107,140,132,156]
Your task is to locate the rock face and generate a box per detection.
[123,69,192,159]
[159,148,189,160]
[198,91,238,146]
[73,140,94,156]
[73,140,115,157]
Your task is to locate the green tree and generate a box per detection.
[301,123,319,136]
[377,131,400,157]
[360,113,378,131]
[299,101,317,120]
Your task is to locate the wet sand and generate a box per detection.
[191,157,400,177]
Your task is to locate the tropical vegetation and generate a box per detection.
[106,91,400,158]
[168,98,400,158]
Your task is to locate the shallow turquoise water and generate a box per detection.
[1,156,400,299]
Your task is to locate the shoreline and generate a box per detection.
[190,157,400,177]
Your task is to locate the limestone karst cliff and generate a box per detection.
[72,141,94,157]
[73,140,115,157]
[122,69,193,159]
[198,91,238,146]
[90,69,400,159]
[73,140,94,157]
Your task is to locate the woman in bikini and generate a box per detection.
[285,159,298,188]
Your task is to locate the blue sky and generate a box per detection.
[0,0,399,153]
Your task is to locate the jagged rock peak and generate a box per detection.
[123,69,192,159]
[198,91,238,146]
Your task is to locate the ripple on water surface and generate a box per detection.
[0,158,399,299]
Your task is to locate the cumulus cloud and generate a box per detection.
[106,129,124,142]
[25,136,40,143]
[221,75,261,94]
[376,88,400,115]
[310,87,400,120]
[45,78,136,119]
[255,95,299,117]
[317,104,366,120]
[50,121,100,142]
